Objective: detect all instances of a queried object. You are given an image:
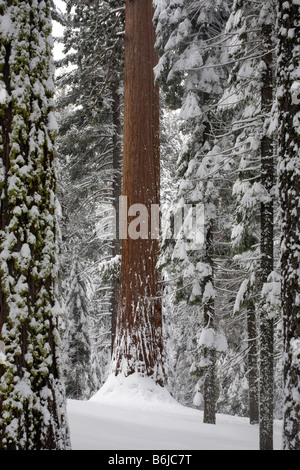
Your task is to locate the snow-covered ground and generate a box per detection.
[67,374,282,451]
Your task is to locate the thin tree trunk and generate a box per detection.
[246,300,259,424]
[203,223,216,424]
[111,0,164,385]
[259,22,274,451]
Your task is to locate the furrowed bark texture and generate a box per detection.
[277,0,300,450]
[0,0,70,450]
[111,0,164,385]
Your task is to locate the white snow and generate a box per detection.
[198,328,228,353]
[179,92,201,120]
[0,12,14,39]
[67,373,282,450]
[0,82,9,105]
[47,111,59,131]
[290,338,300,366]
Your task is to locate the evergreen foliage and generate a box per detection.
[154,0,284,443]
[155,0,230,423]
[1,0,299,450]
[55,0,124,397]
[64,258,96,399]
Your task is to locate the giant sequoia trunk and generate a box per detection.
[111,0,164,385]
[277,0,300,450]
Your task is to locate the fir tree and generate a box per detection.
[220,0,280,440]
[64,258,97,399]
[55,0,124,392]
[155,0,230,423]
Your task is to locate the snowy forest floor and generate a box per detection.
[67,374,282,450]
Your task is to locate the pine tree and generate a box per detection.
[55,0,124,391]
[159,106,201,407]
[277,0,300,450]
[64,258,96,399]
[223,0,265,424]
[0,0,70,449]
[220,0,280,438]
[111,0,164,385]
[155,0,230,423]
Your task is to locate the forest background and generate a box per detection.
[0,0,299,452]
[53,0,298,444]
[45,0,300,452]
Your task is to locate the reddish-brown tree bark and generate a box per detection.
[111,0,164,385]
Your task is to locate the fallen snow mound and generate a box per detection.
[89,373,183,411]
[67,373,283,450]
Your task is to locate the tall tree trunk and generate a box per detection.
[277,0,300,450]
[0,0,70,449]
[203,223,216,424]
[258,22,274,450]
[111,0,164,385]
[247,300,259,424]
